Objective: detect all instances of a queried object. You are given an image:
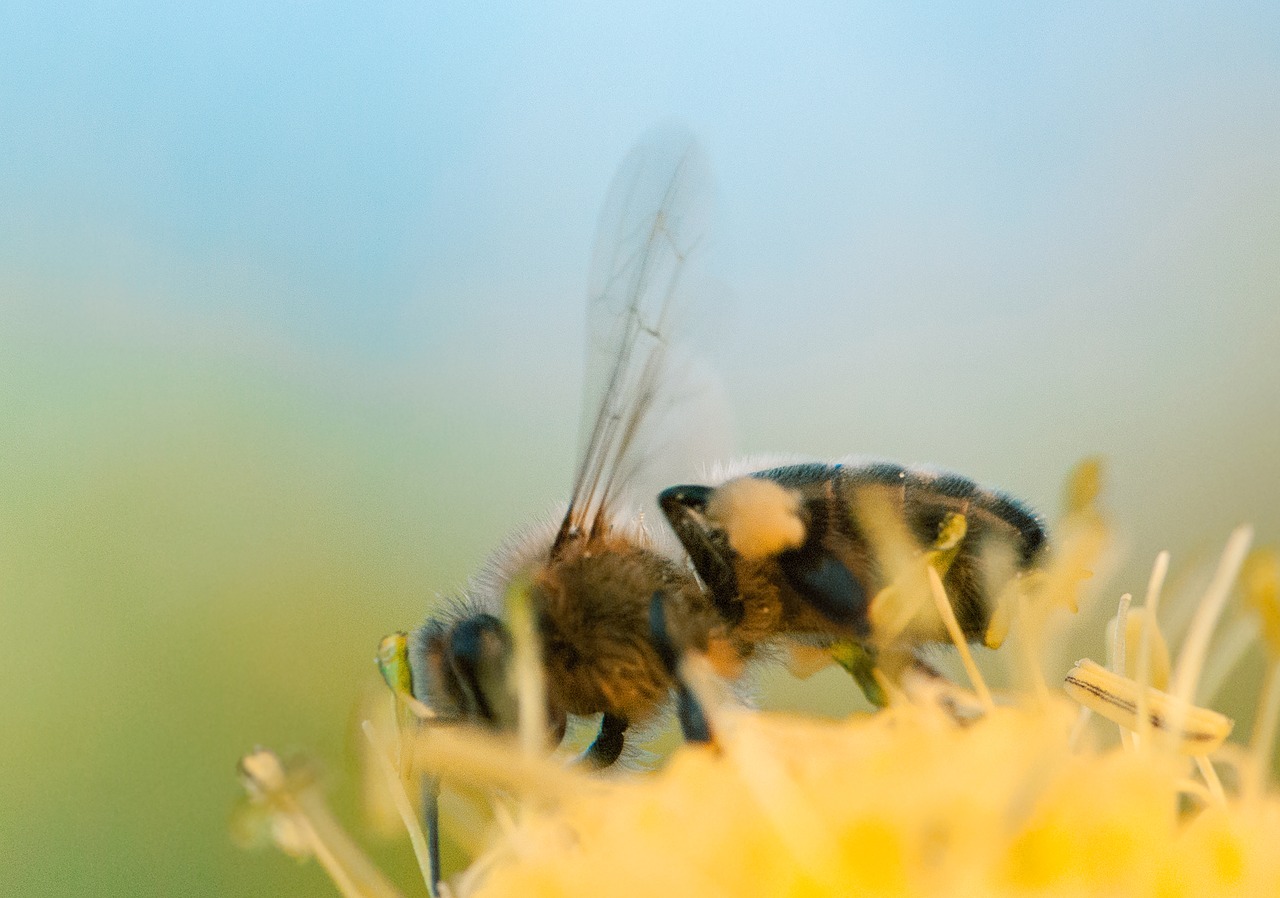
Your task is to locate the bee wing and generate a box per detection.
[554,126,715,551]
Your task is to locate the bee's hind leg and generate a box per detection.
[831,640,888,708]
[899,653,989,724]
[832,644,988,724]
[581,712,628,768]
[647,592,713,744]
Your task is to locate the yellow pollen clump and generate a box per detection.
[706,477,805,560]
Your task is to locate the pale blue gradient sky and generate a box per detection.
[5,1,1277,551]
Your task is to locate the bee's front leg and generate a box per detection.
[831,643,987,722]
[421,777,443,898]
[648,591,713,745]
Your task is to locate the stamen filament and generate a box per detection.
[412,726,585,802]
[1135,552,1170,749]
[294,782,408,898]
[1168,526,1253,745]
[363,720,439,897]
[927,566,994,713]
[505,577,548,758]
[1110,593,1134,749]
[1194,755,1227,806]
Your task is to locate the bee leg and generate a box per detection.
[673,679,713,744]
[830,640,888,708]
[582,713,629,768]
[421,775,442,898]
[901,654,988,724]
[648,591,713,744]
[778,546,871,639]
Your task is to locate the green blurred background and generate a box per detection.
[2,3,1279,895]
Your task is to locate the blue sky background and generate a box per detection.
[2,3,1279,894]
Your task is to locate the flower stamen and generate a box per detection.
[1166,526,1253,748]
[1135,550,1171,749]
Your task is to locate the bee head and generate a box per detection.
[410,613,519,730]
[660,482,720,547]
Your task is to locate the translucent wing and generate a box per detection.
[553,126,714,551]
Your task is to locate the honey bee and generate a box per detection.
[400,127,1046,889]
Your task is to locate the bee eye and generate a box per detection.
[447,615,513,726]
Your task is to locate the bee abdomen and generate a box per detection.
[824,462,1046,568]
[980,488,1046,564]
[754,460,1047,643]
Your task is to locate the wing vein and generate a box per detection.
[553,128,711,555]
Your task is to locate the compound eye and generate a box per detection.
[447,615,515,728]
[408,622,468,720]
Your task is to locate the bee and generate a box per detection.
[400,127,1046,890]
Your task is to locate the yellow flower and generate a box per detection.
[236,467,1280,898]
[455,702,1280,898]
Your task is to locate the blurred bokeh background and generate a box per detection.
[2,3,1278,895]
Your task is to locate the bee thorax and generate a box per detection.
[533,538,709,723]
